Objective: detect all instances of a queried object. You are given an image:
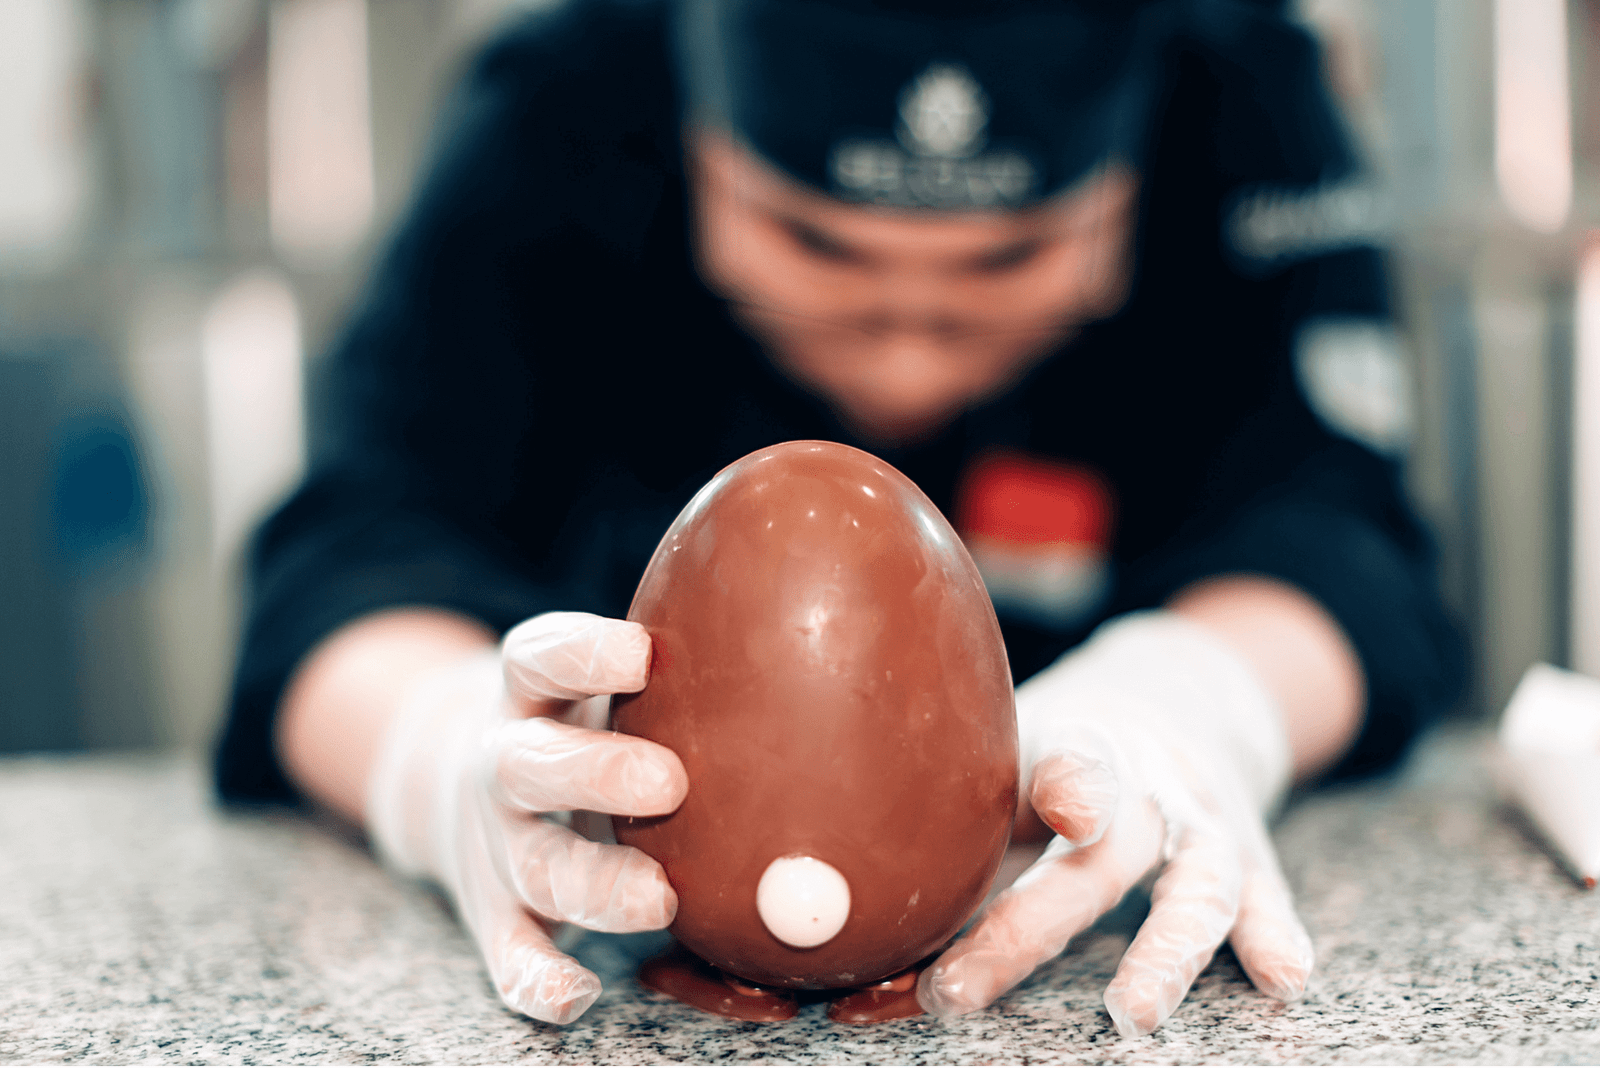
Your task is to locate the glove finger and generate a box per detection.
[1102,822,1241,1039]
[483,898,604,1024]
[919,792,1166,1018]
[1229,832,1314,1002]
[493,813,678,932]
[502,612,651,711]
[491,716,687,816]
[1028,749,1119,847]
[456,829,603,1025]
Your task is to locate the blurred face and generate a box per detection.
[689,130,1138,445]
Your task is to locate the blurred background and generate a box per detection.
[0,0,1594,757]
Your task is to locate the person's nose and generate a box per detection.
[852,274,965,339]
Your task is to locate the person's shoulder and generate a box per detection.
[423,0,681,201]
[1156,0,1353,184]
[1166,0,1319,74]
[466,0,675,103]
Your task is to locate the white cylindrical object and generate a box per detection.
[1573,245,1600,676]
[268,0,375,262]
[755,855,851,948]
[1493,0,1571,233]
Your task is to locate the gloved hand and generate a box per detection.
[364,611,688,1024]
[918,611,1314,1037]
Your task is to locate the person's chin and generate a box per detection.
[835,401,962,450]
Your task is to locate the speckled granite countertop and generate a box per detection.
[2,729,1597,1065]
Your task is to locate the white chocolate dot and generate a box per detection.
[755,855,851,948]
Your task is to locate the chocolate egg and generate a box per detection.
[612,441,1018,990]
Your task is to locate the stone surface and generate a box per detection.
[2,729,1598,1065]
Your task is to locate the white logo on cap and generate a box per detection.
[831,63,1035,209]
[898,64,988,158]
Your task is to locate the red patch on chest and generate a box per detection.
[955,451,1113,548]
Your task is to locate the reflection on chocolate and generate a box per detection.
[613,441,1018,992]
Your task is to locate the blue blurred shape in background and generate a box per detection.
[1,344,154,752]
[51,410,151,573]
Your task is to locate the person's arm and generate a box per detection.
[278,606,687,1026]
[215,1,682,804]
[214,30,563,803]
[1010,571,1362,843]
[275,609,496,824]
[928,439,1418,1037]
[1167,573,1363,781]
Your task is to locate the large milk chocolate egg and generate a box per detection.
[612,441,1017,990]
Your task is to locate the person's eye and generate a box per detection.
[785,220,857,263]
[972,239,1044,273]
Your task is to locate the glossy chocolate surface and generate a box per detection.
[613,441,1017,990]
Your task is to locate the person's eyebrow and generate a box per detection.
[965,236,1047,272]
[778,215,864,263]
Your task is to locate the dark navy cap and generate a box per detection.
[675,0,1166,209]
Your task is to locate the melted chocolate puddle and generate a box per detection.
[825,967,925,1024]
[638,944,799,1022]
[638,943,929,1025]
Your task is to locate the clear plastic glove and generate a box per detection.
[918,611,1313,1037]
[364,611,687,1025]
